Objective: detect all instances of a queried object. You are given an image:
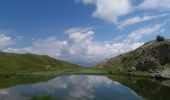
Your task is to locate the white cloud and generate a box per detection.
[125,24,165,42]
[78,0,170,28]
[3,23,166,66]
[117,13,169,28]
[140,0,170,10]
[80,0,133,23]
[4,47,33,53]
[4,28,143,66]
[65,27,93,34]
[0,34,16,48]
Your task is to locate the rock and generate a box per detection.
[161,80,170,87]
[160,69,170,79]
[95,40,170,74]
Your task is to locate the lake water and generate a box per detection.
[0,75,170,100]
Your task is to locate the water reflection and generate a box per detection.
[0,75,142,100]
[162,80,170,87]
[108,76,170,100]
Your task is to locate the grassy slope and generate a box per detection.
[0,51,107,76]
[0,51,81,73]
[30,95,57,100]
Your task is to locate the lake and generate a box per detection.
[0,75,170,100]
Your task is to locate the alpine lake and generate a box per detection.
[0,75,170,100]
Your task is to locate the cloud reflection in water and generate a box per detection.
[0,75,142,100]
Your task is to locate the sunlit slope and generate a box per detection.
[0,51,81,73]
[95,40,170,73]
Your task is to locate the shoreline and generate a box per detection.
[0,69,169,80]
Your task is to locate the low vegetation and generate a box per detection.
[0,51,109,76]
[0,51,81,74]
[30,95,57,100]
[156,35,165,42]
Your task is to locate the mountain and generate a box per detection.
[95,39,170,78]
[0,51,81,73]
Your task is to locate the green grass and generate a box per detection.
[15,68,108,77]
[0,51,154,78]
[0,51,81,74]
[106,68,152,78]
[1,51,106,77]
[30,95,57,100]
[130,71,152,78]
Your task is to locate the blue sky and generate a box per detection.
[0,0,170,66]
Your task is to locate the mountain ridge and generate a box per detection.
[95,39,170,78]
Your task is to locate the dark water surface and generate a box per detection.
[0,75,170,100]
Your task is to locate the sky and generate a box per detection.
[0,0,170,66]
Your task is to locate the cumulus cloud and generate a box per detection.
[80,0,133,23]
[77,0,170,29]
[117,13,169,28]
[4,27,143,66]
[0,34,16,49]
[3,23,166,66]
[140,0,170,10]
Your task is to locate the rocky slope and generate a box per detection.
[95,40,170,78]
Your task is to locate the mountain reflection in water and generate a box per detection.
[0,75,142,100]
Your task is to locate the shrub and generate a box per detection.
[156,35,165,42]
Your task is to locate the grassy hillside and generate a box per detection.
[0,51,108,76]
[0,51,81,73]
